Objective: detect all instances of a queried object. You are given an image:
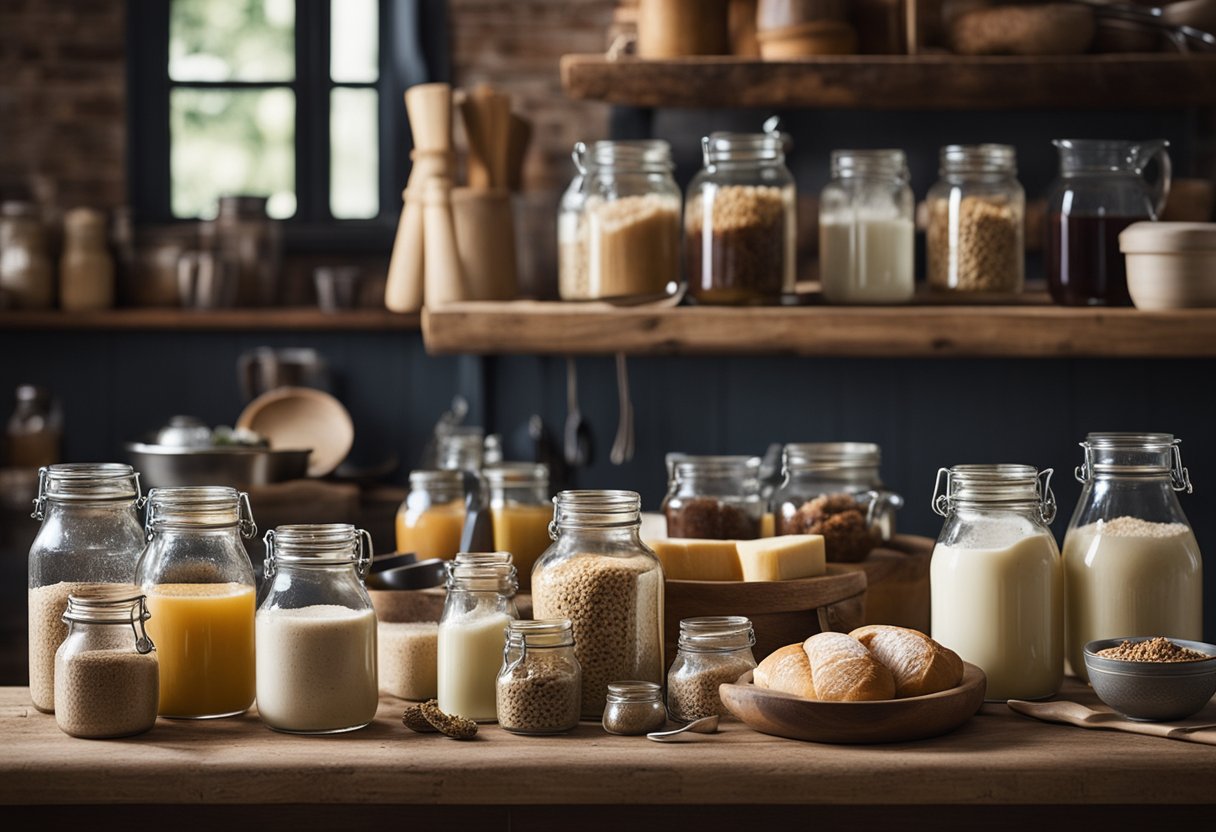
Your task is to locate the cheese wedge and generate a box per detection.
[734,535,826,582]
[649,538,744,581]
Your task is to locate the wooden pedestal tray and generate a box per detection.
[835,533,933,632]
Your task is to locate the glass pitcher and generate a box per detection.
[1046,139,1171,307]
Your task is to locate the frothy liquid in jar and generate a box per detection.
[438,610,512,721]
[1063,517,1202,681]
[931,532,1063,700]
[256,605,379,733]
[819,218,915,304]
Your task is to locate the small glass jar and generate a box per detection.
[437,425,486,473]
[1062,433,1202,680]
[532,491,665,717]
[930,464,1063,701]
[559,140,681,301]
[662,455,763,539]
[437,553,519,722]
[5,384,62,469]
[59,207,116,311]
[496,618,582,735]
[28,463,146,714]
[54,587,158,739]
[666,616,756,722]
[602,681,667,735]
[0,201,54,309]
[927,144,1025,295]
[135,486,257,719]
[686,130,796,305]
[819,149,915,304]
[396,470,467,559]
[485,463,551,590]
[257,524,379,734]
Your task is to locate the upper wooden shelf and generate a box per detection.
[560,53,1216,110]
[0,308,419,332]
[423,299,1216,358]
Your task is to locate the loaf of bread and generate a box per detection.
[753,643,815,698]
[850,624,964,698]
[803,632,896,702]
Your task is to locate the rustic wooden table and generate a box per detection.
[2,683,1213,829]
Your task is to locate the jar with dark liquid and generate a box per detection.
[1045,139,1170,307]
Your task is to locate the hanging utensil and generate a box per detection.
[564,358,592,468]
[610,353,635,465]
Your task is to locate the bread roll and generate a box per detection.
[850,624,964,698]
[753,643,815,698]
[803,632,896,702]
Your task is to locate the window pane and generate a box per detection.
[170,88,296,219]
[170,0,295,82]
[330,0,378,83]
[330,88,379,219]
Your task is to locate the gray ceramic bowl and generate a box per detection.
[1084,637,1216,722]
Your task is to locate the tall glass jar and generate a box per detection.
[1062,433,1202,680]
[135,486,257,719]
[496,618,581,735]
[485,463,551,590]
[0,201,54,309]
[819,149,915,304]
[662,455,763,539]
[28,463,145,713]
[930,464,1063,701]
[926,144,1024,295]
[395,470,467,559]
[54,587,158,739]
[532,490,665,717]
[686,131,796,304]
[666,616,757,722]
[59,208,116,311]
[257,524,379,734]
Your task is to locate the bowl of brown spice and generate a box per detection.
[1083,636,1216,722]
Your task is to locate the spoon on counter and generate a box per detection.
[646,715,720,742]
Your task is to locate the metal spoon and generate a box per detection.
[610,353,634,465]
[564,358,591,467]
[646,715,720,742]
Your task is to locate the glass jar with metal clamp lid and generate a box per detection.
[496,618,581,735]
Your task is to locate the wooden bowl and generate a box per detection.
[237,386,354,477]
[720,663,988,744]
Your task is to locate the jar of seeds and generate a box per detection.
[602,681,666,735]
[496,619,581,735]
[667,616,756,722]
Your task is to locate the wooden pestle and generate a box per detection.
[422,176,467,307]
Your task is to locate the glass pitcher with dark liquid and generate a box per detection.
[1046,139,1170,306]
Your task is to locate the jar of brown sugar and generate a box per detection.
[662,454,763,539]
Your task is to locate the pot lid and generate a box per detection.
[1120,222,1216,254]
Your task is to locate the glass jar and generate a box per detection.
[771,443,903,561]
[485,463,551,590]
[437,425,486,473]
[438,553,519,722]
[496,618,581,735]
[926,144,1025,295]
[257,524,379,734]
[5,384,62,469]
[1061,433,1202,681]
[59,208,116,311]
[28,463,146,713]
[930,464,1063,701]
[205,194,282,306]
[54,587,158,739]
[686,130,796,304]
[666,616,757,722]
[559,140,681,301]
[532,490,665,717]
[0,201,54,309]
[662,455,763,539]
[396,470,467,559]
[602,681,667,735]
[135,486,257,719]
[819,149,915,304]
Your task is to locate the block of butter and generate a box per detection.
[650,538,744,581]
[735,535,826,582]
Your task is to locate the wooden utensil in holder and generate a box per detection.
[451,187,519,301]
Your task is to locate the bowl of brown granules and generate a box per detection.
[1083,636,1216,722]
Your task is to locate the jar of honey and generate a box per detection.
[396,470,468,559]
[485,463,552,590]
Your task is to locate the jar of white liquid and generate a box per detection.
[930,464,1063,701]
[1062,433,1202,681]
[256,524,379,734]
[437,553,519,722]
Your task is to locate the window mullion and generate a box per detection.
[295,0,331,224]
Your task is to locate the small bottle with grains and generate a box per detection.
[496,619,582,735]
[602,681,667,736]
[667,616,757,722]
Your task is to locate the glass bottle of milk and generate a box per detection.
[930,464,1064,701]
[1062,433,1202,680]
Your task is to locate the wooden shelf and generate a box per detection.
[561,53,1216,110]
[0,308,419,332]
[422,300,1216,358]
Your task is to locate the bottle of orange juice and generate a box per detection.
[136,486,258,719]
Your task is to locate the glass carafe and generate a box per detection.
[1046,139,1171,307]
[1061,433,1202,680]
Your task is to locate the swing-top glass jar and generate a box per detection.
[28,462,146,713]
[438,553,519,721]
[396,469,467,559]
[496,618,582,735]
[485,463,551,590]
[1061,433,1202,680]
[667,616,757,722]
[135,486,257,719]
[257,524,379,734]
[662,455,763,539]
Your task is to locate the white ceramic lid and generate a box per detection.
[1120,222,1216,254]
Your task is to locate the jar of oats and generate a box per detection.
[531,490,664,718]
[667,616,756,722]
[496,618,581,735]
[926,144,1025,295]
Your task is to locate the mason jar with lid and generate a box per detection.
[1062,433,1202,680]
[819,149,915,304]
[666,616,757,722]
[662,455,763,539]
[257,524,379,734]
[927,144,1025,295]
[135,486,257,719]
[485,463,551,589]
[28,463,146,713]
[532,490,665,717]
[396,469,467,559]
[930,464,1063,701]
[686,127,796,304]
[54,587,158,739]
[496,618,581,735]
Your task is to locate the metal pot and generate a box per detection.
[126,442,311,489]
